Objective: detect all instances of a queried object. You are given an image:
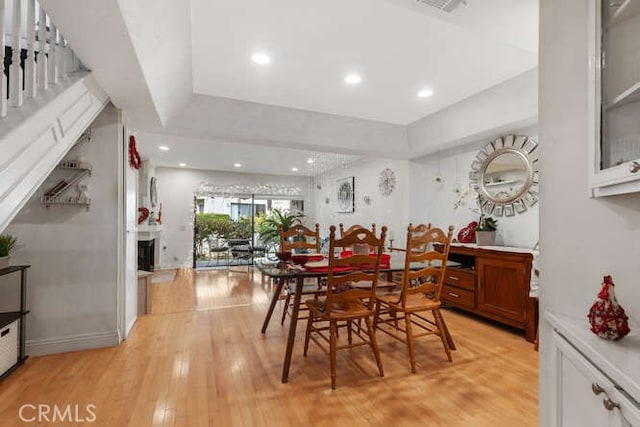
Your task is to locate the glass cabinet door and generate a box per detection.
[589,0,640,196]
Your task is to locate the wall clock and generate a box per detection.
[379,168,396,196]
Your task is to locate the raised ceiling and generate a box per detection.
[191,0,538,125]
[43,0,539,176]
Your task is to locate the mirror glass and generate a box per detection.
[482,152,528,203]
[469,135,539,217]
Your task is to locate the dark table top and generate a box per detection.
[255,253,459,278]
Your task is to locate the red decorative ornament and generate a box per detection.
[457,221,477,243]
[138,207,149,225]
[129,135,142,170]
[588,275,630,340]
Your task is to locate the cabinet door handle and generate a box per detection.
[603,397,620,411]
[630,161,640,174]
[448,292,460,298]
[592,382,605,395]
[449,276,459,281]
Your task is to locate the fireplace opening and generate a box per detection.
[138,239,155,272]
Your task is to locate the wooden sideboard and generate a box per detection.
[440,244,537,342]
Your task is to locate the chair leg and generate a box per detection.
[347,320,353,345]
[330,320,338,389]
[437,309,456,351]
[433,309,453,362]
[365,316,384,378]
[404,312,417,373]
[373,300,381,328]
[303,310,314,357]
[280,291,291,325]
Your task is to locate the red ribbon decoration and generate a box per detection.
[129,135,142,170]
[138,207,149,225]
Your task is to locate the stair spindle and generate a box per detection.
[37,6,47,91]
[25,0,36,98]
[0,0,7,117]
[47,22,58,84]
[9,0,23,107]
[58,33,67,79]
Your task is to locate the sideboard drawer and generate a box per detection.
[444,269,475,291]
[442,285,475,309]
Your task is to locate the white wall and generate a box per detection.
[407,68,538,159]
[154,168,313,269]
[410,142,539,249]
[311,158,411,247]
[2,105,121,356]
[539,0,640,424]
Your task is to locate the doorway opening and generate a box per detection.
[193,195,304,269]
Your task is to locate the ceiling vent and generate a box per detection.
[416,0,466,13]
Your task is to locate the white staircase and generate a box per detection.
[0,1,109,233]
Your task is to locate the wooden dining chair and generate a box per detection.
[339,223,376,237]
[280,223,321,254]
[279,223,323,325]
[303,225,387,389]
[374,223,455,373]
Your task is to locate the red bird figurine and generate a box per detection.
[588,275,630,340]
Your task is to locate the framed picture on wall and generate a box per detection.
[336,177,355,213]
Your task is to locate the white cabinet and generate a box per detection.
[547,312,640,426]
[588,0,640,196]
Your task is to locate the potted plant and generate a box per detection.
[258,209,304,257]
[0,234,17,268]
[475,216,498,246]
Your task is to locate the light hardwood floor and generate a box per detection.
[0,268,538,426]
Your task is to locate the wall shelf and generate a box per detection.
[41,161,92,209]
[605,0,640,28]
[605,81,640,111]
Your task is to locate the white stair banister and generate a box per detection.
[9,0,23,107]
[47,22,58,84]
[37,5,47,91]
[71,50,80,72]
[25,0,36,98]
[0,0,7,117]
[58,33,67,79]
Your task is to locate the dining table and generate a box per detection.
[256,252,460,383]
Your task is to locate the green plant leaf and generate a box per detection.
[0,234,17,257]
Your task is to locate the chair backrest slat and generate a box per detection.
[280,223,320,253]
[326,225,387,309]
[401,223,454,304]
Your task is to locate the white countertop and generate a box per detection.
[451,242,536,254]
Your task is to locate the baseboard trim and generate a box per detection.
[26,331,120,356]
[125,316,137,339]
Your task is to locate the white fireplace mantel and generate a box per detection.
[137,224,164,241]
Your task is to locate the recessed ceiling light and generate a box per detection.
[179,163,186,167]
[291,167,299,172]
[307,158,315,164]
[251,52,271,65]
[344,74,362,85]
[234,163,242,168]
[417,88,434,98]
[159,146,170,151]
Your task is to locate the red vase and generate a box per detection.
[588,275,630,340]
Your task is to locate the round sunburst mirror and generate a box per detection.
[469,135,539,217]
